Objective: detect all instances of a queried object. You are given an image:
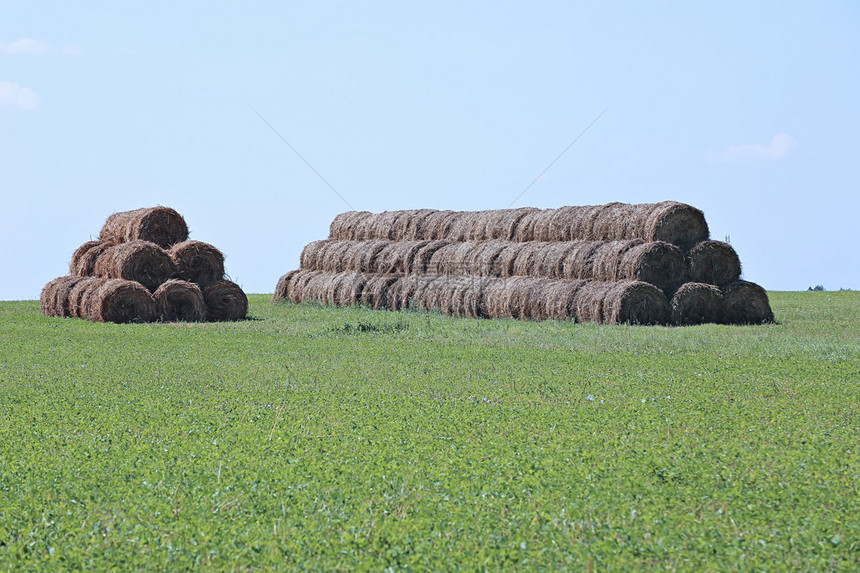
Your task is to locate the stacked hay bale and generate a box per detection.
[274,201,773,325]
[41,207,247,323]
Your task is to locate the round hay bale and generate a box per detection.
[368,211,402,240]
[67,277,108,319]
[641,201,709,250]
[287,270,321,303]
[461,277,491,318]
[561,241,603,279]
[318,241,356,273]
[469,240,509,277]
[300,240,331,270]
[492,207,539,241]
[493,244,522,278]
[591,203,637,240]
[537,242,577,278]
[303,272,333,305]
[372,241,409,274]
[99,206,188,249]
[670,282,723,326]
[392,209,431,240]
[40,277,66,316]
[591,240,643,282]
[687,240,742,286]
[512,242,547,277]
[51,275,92,317]
[329,272,367,306]
[542,278,588,321]
[273,269,301,302]
[569,205,604,241]
[511,210,545,242]
[400,240,434,274]
[352,212,379,240]
[202,280,248,321]
[464,212,493,241]
[543,206,580,242]
[603,280,670,325]
[93,240,175,292]
[572,281,614,324]
[87,279,156,323]
[427,243,460,275]
[329,211,371,240]
[721,280,774,325]
[351,239,389,273]
[168,241,225,287]
[153,279,206,322]
[480,277,509,318]
[389,275,421,310]
[360,274,400,310]
[70,240,117,277]
[618,241,686,292]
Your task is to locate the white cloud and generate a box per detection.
[1,38,82,56]
[0,82,40,111]
[709,134,797,162]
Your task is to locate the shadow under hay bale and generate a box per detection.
[670,282,723,326]
[88,279,156,323]
[687,240,742,286]
[168,241,225,287]
[722,280,774,325]
[154,279,206,322]
[203,280,248,321]
[99,206,188,249]
[94,240,175,292]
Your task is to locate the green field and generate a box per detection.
[1,292,858,570]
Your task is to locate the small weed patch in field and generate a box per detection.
[326,319,409,335]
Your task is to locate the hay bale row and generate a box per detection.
[274,270,671,325]
[274,270,773,326]
[299,238,687,291]
[71,239,226,291]
[329,201,709,249]
[99,206,189,248]
[41,275,247,323]
[41,276,156,323]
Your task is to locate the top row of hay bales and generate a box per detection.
[329,201,709,251]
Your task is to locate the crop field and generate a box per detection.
[1,291,858,570]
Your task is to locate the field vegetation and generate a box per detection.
[1,291,857,569]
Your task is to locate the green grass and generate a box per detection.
[1,292,858,570]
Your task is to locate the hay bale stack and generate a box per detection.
[93,240,175,292]
[202,280,248,321]
[153,279,206,322]
[670,282,723,326]
[687,240,742,286]
[168,241,225,287]
[99,206,188,248]
[722,280,774,325]
[89,279,157,323]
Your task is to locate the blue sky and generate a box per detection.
[2,1,858,300]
